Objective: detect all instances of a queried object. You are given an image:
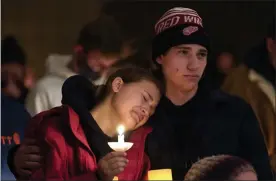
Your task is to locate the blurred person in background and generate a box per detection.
[1,36,32,180]
[184,155,257,180]
[26,14,132,116]
[216,51,237,75]
[113,37,153,69]
[212,51,238,89]
[1,36,36,104]
[221,19,276,173]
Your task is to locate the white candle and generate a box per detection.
[118,134,124,144]
[117,125,125,144]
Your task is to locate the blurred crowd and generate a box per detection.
[1,5,275,181]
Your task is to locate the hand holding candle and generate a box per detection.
[97,152,128,181]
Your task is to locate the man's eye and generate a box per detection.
[199,53,207,57]
[197,52,207,59]
[178,50,189,55]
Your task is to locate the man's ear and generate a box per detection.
[111,77,124,93]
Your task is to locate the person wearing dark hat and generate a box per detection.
[222,19,276,173]
[1,36,35,104]
[146,7,272,179]
[6,7,274,180]
[1,36,31,180]
[25,14,126,117]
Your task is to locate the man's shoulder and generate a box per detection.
[27,75,66,102]
[26,76,65,114]
[211,89,248,105]
[210,89,253,114]
[230,64,249,76]
[223,64,250,85]
[34,75,66,92]
[26,77,63,101]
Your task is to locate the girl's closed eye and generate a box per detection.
[142,94,147,102]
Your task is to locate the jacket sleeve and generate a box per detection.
[30,147,98,181]
[239,101,274,180]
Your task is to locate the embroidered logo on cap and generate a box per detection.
[183,26,199,36]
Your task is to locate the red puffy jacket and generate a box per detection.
[24,105,152,180]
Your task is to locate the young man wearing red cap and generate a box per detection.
[6,7,274,180]
[146,7,273,180]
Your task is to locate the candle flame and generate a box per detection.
[117,125,125,135]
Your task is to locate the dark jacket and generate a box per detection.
[1,94,30,180]
[23,105,151,180]
[146,86,273,180]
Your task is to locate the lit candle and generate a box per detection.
[148,169,172,180]
[117,125,125,144]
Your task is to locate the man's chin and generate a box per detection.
[180,83,198,93]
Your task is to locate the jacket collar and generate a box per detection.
[67,106,93,153]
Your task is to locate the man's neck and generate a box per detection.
[90,98,119,137]
[165,83,198,106]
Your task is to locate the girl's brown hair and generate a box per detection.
[95,65,164,103]
[184,155,256,181]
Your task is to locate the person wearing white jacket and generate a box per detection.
[26,54,74,116]
[26,15,125,116]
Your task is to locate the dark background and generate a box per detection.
[2,0,275,77]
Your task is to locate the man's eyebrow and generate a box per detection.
[198,49,208,54]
